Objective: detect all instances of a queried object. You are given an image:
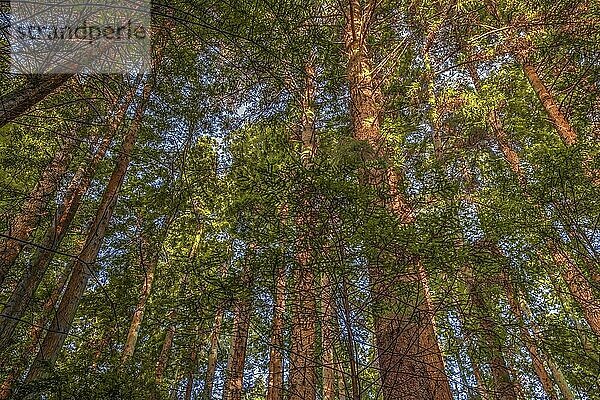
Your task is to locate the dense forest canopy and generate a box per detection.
[0,0,599,399]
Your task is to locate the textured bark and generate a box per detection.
[0,129,114,350]
[417,263,455,399]
[0,137,77,288]
[223,293,252,400]
[25,80,153,382]
[289,56,319,400]
[343,1,452,399]
[488,110,527,185]
[266,263,286,400]
[0,74,73,127]
[520,54,598,183]
[549,241,600,336]
[289,257,317,400]
[373,280,453,400]
[521,61,577,146]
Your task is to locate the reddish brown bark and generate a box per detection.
[519,53,598,183]
[0,84,136,331]
[223,291,252,400]
[0,74,73,127]
[548,241,600,336]
[0,128,115,349]
[25,80,153,383]
[467,56,600,339]
[289,56,319,400]
[521,61,577,146]
[343,1,452,398]
[417,263,456,399]
[0,136,77,287]
[466,62,527,186]
[184,332,199,400]
[289,255,317,400]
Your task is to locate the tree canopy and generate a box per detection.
[0,1,599,399]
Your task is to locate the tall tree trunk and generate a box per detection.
[469,348,491,400]
[0,136,77,288]
[0,263,69,399]
[0,128,115,350]
[155,310,177,385]
[25,79,153,383]
[201,258,229,399]
[289,56,319,400]
[548,241,600,336]
[184,333,199,400]
[503,273,558,400]
[223,290,252,400]
[464,266,517,400]
[204,308,223,400]
[289,253,317,400]
[266,262,286,400]
[340,277,360,400]
[151,254,193,397]
[517,298,575,400]
[121,241,159,363]
[122,209,178,364]
[547,358,575,400]
[0,74,74,127]
[343,1,452,399]
[417,263,455,399]
[466,62,527,186]
[515,43,597,182]
[521,61,577,146]
[467,58,600,338]
[321,273,336,400]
